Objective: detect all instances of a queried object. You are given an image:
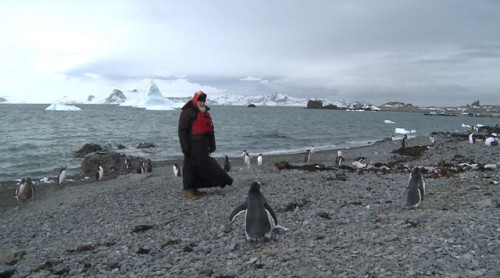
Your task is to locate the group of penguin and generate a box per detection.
[14,166,68,202]
[14,158,154,202]
[468,129,499,146]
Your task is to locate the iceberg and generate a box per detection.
[123,80,182,110]
[45,102,81,111]
[395,128,416,134]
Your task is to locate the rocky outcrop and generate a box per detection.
[323,104,338,109]
[470,100,480,107]
[307,100,323,109]
[0,97,7,103]
[104,89,127,104]
[136,143,155,149]
[247,104,257,107]
[80,151,147,178]
[87,95,95,102]
[74,143,103,158]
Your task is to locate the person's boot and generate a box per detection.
[183,189,199,200]
[194,188,207,197]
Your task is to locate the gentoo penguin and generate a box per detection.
[310,145,315,154]
[137,160,146,174]
[96,161,104,181]
[405,167,426,209]
[242,151,251,167]
[57,167,67,186]
[401,134,408,149]
[124,158,132,171]
[429,134,435,145]
[15,177,35,201]
[484,136,496,146]
[173,163,181,177]
[224,155,231,172]
[335,150,344,167]
[146,159,153,173]
[229,181,288,241]
[257,154,263,166]
[468,132,475,144]
[304,149,311,163]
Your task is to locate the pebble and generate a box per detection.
[1,133,499,276]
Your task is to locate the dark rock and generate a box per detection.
[470,100,480,107]
[307,100,323,109]
[0,269,16,278]
[247,104,257,107]
[80,151,144,178]
[104,89,127,104]
[323,104,338,109]
[131,225,155,233]
[53,267,70,276]
[275,161,335,171]
[317,212,332,220]
[392,145,430,157]
[136,247,150,255]
[278,199,310,213]
[74,143,103,158]
[136,143,155,149]
[117,144,126,149]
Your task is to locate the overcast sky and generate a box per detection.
[1,0,499,106]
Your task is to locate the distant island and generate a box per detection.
[306,99,500,118]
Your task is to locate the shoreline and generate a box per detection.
[0,137,392,208]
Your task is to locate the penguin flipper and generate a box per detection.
[264,202,279,225]
[229,202,247,221]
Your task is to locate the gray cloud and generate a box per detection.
[47,0,500,106]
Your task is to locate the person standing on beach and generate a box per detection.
[402,134,408,149]
[178,91,233,200]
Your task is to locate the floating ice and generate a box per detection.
[384,120,395,124]
[123,80,182,111]
[45,102,81,111]
[395,128,416,134]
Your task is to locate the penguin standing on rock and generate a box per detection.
[124,158,132,171]
[229,181,288,241]
[15,177,35,201]
[96,161,104,181]
[57,167,67,186]
[137,160,146,174]
[224,156,231,172]
[405,167,426,209]
[173,163,181,177]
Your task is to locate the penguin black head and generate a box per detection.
[249,181,261,193]
[26,177,33,184]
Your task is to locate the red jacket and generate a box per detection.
[178,101,216,156]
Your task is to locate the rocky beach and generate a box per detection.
[1,131,499,277]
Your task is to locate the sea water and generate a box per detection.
[0,104,498,188]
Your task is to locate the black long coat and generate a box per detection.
[178,101,232,190]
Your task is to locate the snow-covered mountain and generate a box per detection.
[207,93,365,108]
[164,93,365,108]
[103,89,127,104]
